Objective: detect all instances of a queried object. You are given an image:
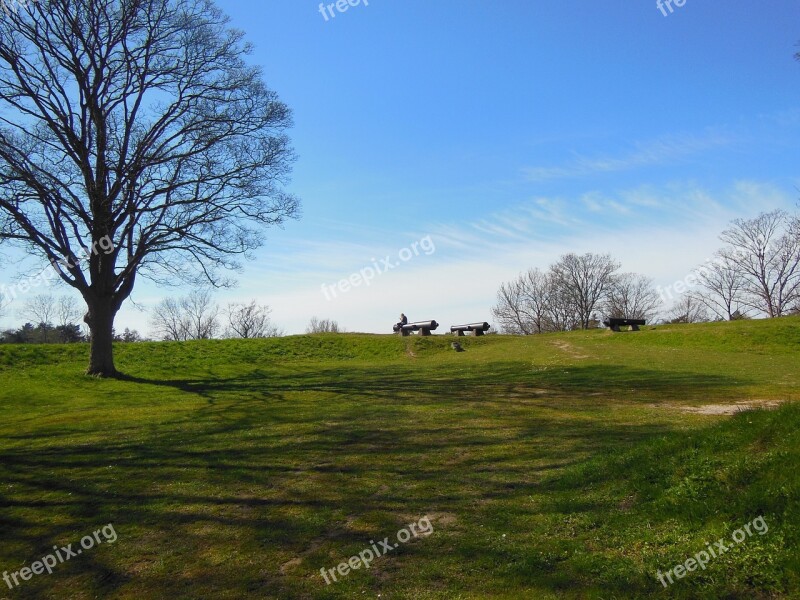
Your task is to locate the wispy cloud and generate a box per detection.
[423,180,793,259]
[523,130,735,181]
[581,191,631,215]
[105,181,795,336]
[758,107,800,128]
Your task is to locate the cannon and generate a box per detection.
[450,322,491,336]
[603,318,646,332]
[392,320,439,337]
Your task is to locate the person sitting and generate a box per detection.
[396,313,408,330]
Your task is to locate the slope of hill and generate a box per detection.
[0,317,798,599]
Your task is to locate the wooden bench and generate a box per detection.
[393,320,439,337]
[603,318,646,332]
[450,322,491,336]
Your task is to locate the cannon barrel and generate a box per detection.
[392,319,439,336]
[408,320,438,330]
[450,322,490,332]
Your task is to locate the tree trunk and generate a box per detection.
[84,298,118,377]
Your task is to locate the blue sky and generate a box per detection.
[2,0,800,335]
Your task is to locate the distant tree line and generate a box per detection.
[149,290,284,341]
[0,294,145,344]
[305,316,343,334]
[149,290,345,340]
[1,294,84,344]
[493,208,800,334]
[1,287,345,344]
[492,253,662,334]
[687,209,800,320]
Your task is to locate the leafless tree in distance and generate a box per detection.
[690,252,751,321]
[605,273,662,322]
[226,301,281,339]
[549,253,620,329]
[492,278,528,334]
[492,268,562,334]
[181,290,220,340]
[151,289,221,341]
[56,296,83,329]
[492,257,634,334]
[518,269,559,333]
[546,280,581,332]
[667,295,710,324]
[719,210,800,318]
[20,294,57,341]
[150,297,189,342]
[306,317,341,334]
[0,0,299,375]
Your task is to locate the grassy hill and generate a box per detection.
[1,318,799,599]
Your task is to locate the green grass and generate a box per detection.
[1,317,799,599]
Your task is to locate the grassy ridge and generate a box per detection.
[0,318,799,598]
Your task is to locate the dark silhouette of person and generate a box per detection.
[396,313,408,330]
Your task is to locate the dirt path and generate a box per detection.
[550,340,590,360]
[653,399,789,416]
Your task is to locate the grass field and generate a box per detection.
[1,317,799,599]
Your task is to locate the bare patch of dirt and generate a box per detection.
[653,399,789,416]
[506,387,553,397]
[279,557,302,574]
[399,511,456,536]
[618,495,636,511]
[428,512,457,527]
[550,340,590,360]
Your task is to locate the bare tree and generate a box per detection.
[20,294,56,341]
[549,253,620,329]
[667,295,710,324]
[56,296,82,329]
[719,210,800,317]
[151,289,219,341]
[306,317,341,334]
[492,269,553,334]
[0,0,299,375]
[150,297,189,342]
[492,278,530,334]
[181,290,219,340]
[546,281,580,332]
[493,258,629,334]
[226,301,281,339]
[518,269,560,333]
[690,253,750,321]
[605,273,662,322]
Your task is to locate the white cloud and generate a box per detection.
[89,181,800,337]
[523,130,735,181]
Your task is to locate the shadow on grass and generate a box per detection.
[117,361,747,404]
[0,362,760,599]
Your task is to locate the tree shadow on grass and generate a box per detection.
[0,362,755,599]
[117,361,747,404]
